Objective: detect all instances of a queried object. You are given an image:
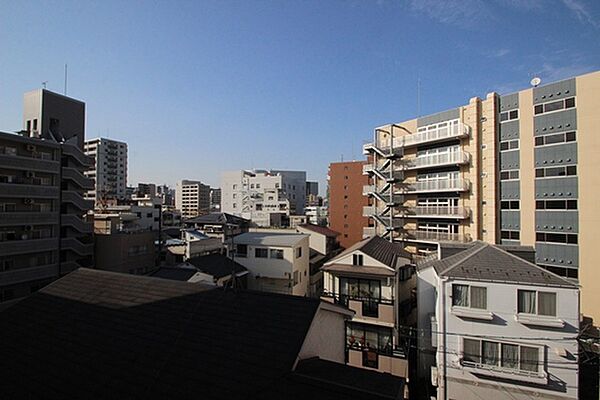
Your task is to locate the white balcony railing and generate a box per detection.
[406,178,470,193]
[363,227,376,238]
[362,164,374,174]
[406,206,470,219]
[404,151,470,170]
[362,185,375,195]
[363,206,376,217]
[406,230,471,243]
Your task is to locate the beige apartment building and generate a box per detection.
[363,70,600,324]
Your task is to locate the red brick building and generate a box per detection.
[327,161,371,249]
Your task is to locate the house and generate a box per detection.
[0,268,407,399]
[321,235,414,390]
[152,253,248,288]
[417,241,579,400]
[296,224,342,297]
[183,212,250,240]
[228,232,310,296]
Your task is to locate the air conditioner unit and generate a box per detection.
[23,198,33,205]
[26,144,37,152]
[26,171,35,178]
[24,225,33,231]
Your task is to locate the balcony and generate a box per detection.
[348,299,395,325]
[347,348,409,378]
[363,227,376,238]
[62,190,94,211]
[62,167,95,190]
[362,142,404,158]
[61,237,94,256]
[0,264,59,286]
[405,178,470,194]
[405,230,471,243]
[406,122,470,147]
[363,206,376,217]
[403,151,470,170]
[404,206,470,219]
[362,185,375,195]
[0,238,59,256]
[0,182,60,199]
[0,152,60,173]
[0,212,59,226]
[61,214,93,234]
[62,143,94,168]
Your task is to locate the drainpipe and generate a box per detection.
[440,277,448,400]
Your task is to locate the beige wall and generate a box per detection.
[518,88,536,247]
[297,307,347,364]
[575,71,600,323]
[480,93,499,243]
[461,98,482,241]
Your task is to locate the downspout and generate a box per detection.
[441,277,448,400]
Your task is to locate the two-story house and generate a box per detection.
[228,232,310,296]
[321,236,414,388]
[417,241,579,400]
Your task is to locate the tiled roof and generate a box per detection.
[331,236,411,268]
[419,241,578,288]
[185,212,249,225]
[0,269,322,399]
[186,254,248,279]
[149,266,199,282]
[255,358,406,400]
[232,232,308,247]
[297,224,340,238]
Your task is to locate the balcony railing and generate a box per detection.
[405,206,470,219]
[405,178,470,193]
[363,122,470,153]
[403,151,470,170]
[363,227,376,238]
[405,230,471,243]
[362,142,404,157]
[362,185,375,195]
[363,206,376,217]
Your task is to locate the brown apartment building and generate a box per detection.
[328,161,371,249]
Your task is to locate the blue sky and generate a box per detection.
[1,0,599,193]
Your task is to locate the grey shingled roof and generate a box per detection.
[419,241,577,288]
[187,253,248,279]
[297,224,341,238]
[0,268,324,399]
[332,236,411,268]
[232,232,308,247]
[185,212,249,225]
[149,266,199,281]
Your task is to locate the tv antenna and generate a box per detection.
[530,77,541,87]
[42,81,47,89]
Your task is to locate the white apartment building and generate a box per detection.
[417,241,579,400]
[84,137,127,204]
[221,169,307,227]
[305,206,328,226]
[228,232,310,296]
[175,179,210,219]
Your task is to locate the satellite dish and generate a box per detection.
[530,77,541,87]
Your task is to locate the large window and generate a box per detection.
[500,170,519,181]
[535,131,576,147]
[346,322,393,357]
[534,97,575,115]
[536,200,577,210]
[499,139,519,151]
[452,284,487,309]
[269,249,284,259]
[501,230,520,240]
[254,248,268,258]
[500,109,519,122]
[462,338,539,373]
[518,290,556,316]
[339,277,383,317]
[536,232,577,245]
[535,165,576,178]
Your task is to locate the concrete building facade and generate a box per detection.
[363,71,600,323]
[84,137,127,204]
[175,179,210,219]
[221,169,306,227]
[328,161,371,249]
[0,89,94,304]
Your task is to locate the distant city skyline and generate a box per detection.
[1,0,599,192]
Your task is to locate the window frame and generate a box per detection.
[517,289,557,317]
[452,284,487,310]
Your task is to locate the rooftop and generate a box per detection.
[297,224,340,238]
[0,269,324,399]
[185,212,250,225]
[231,232,308,247]
[330,236,412,269]
[419,241,578,288]
[186,253,248,279]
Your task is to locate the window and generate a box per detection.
[293,270,299,286]
[500,170,519,180]
[499,109,519,122]
[535,131,576,147]
[462,338,540,374]
[296,246,302,258]
[346,322,393,357]
[500,230,520,240]
[500,200,520,210]
[270,249,284,259]
[499,139,519,151]
[255,248,268,258]
[535,165,576,178]
[353,254,364,266]
[452,284,487,309]
[518,290,556,316]
[536,199,577,210]
[536,232,577,245]
[236,244,247,257]
[534,97,576,115]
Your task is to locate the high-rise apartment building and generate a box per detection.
[136,183,156,198]
[221,169,306,227]
[328,161,370,249]
[0,89,94,304]
[362,70,600,323]
[209,187,221,211]
[84,137,127,204]
[175,180,210,219]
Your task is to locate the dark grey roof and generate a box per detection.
[185,212,249,225]
[187,253,247,279]
[334,236,411,268]
[256,358,405,400]
[420,241,578,288]
[0,268,322,399]
[149,267,199,281]
[297,224,340,238]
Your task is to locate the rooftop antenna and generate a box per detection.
[42,81,47,89]
[530,77,542,87]
[64,64,68,95]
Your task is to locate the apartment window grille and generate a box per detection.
[452,284,487,309]
[536,232,577,245]
[535,165,576,178]
[534,97,575,115]
[518,290,556,316]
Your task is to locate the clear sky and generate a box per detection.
[1,0,599,193]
